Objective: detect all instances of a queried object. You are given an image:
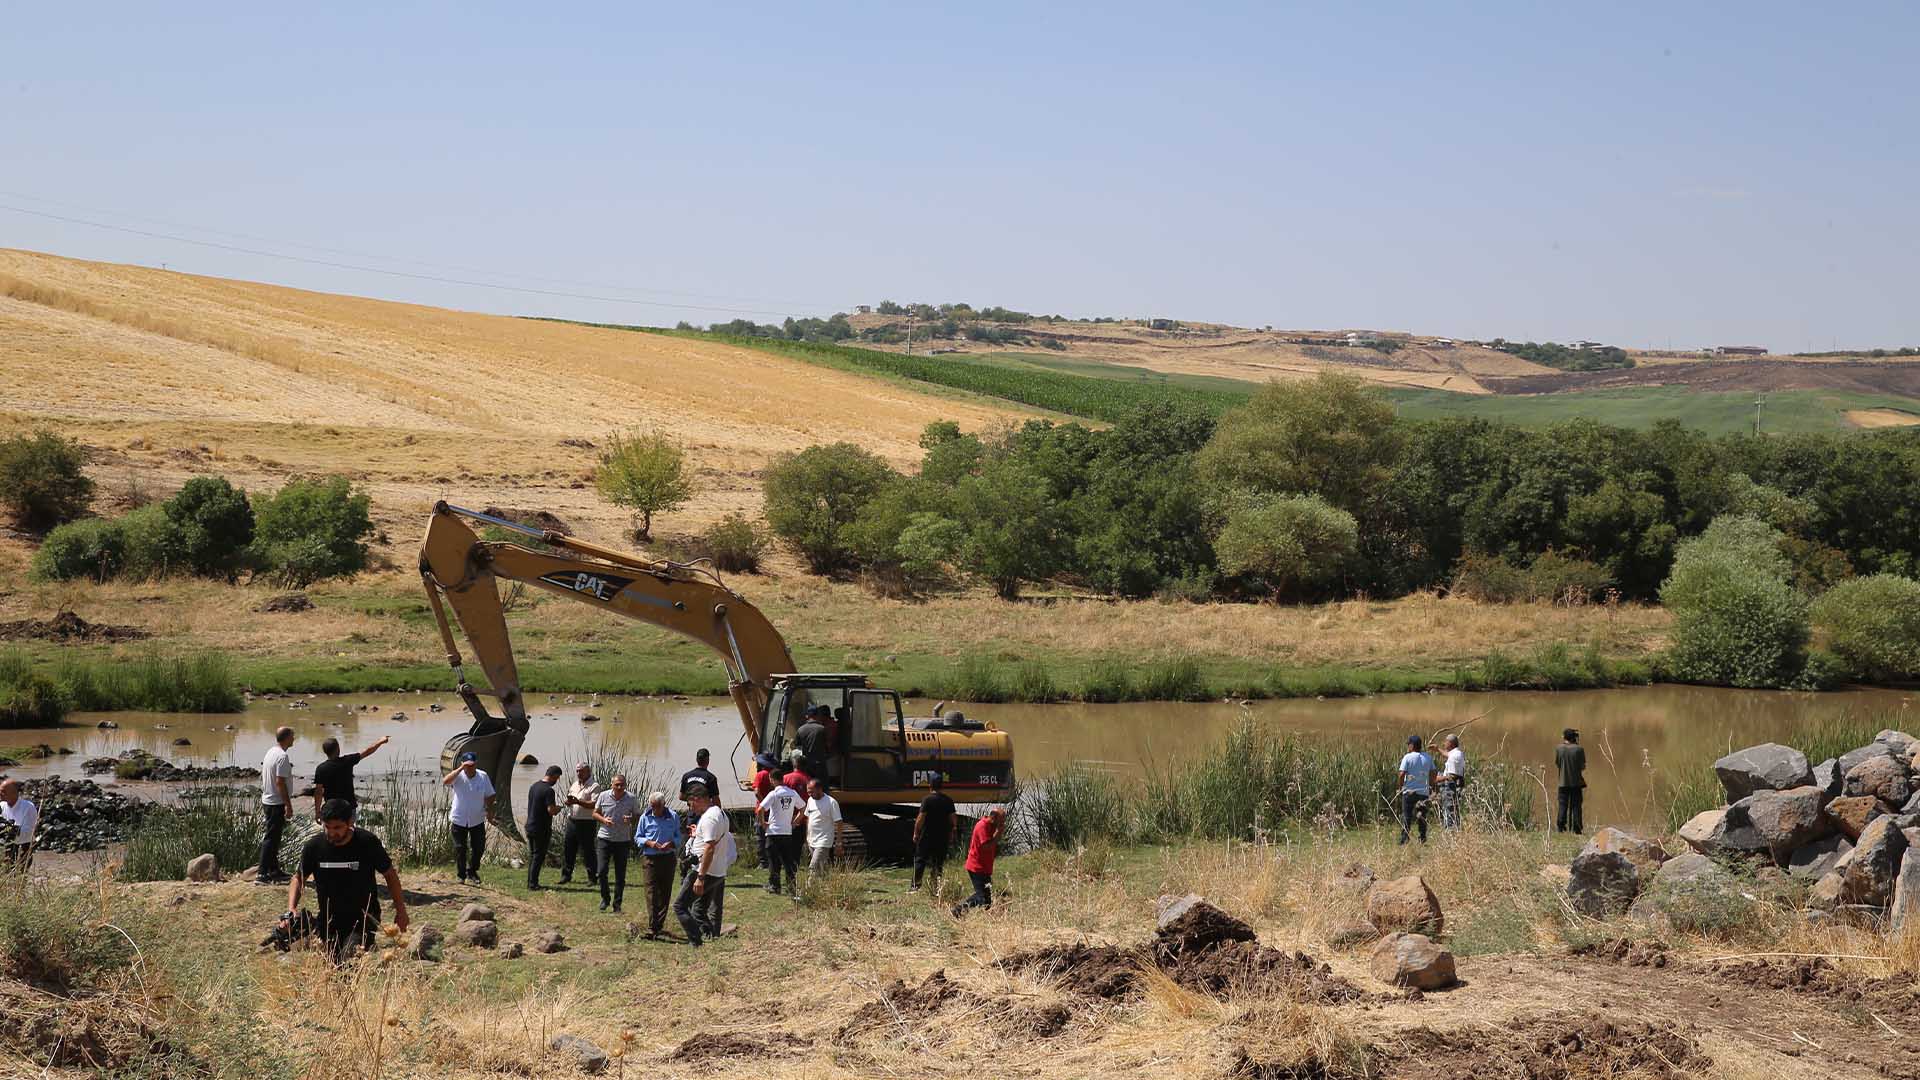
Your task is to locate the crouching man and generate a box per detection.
[288,798,410,961]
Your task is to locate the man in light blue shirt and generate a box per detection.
[1397,735,1437,846]
[634,791,683,939]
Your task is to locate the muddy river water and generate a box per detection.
[5,685,1913,829]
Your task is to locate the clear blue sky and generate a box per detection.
[4,3,1916,351]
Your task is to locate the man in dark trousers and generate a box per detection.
[910,774,959,893]
[679,748,719,802]
[559,762,600,886]
[954,806,1005,915]
[1555,729,1588,834]
[524,765,562,890]
[288,799,409,961]
[794,705,831,780]
[311,734,390,818]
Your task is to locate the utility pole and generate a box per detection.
[904,312,916,356]
[1753,396,1764,436]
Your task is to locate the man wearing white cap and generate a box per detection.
[442,751,496,885]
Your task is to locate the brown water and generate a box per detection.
[6,686,1913,827]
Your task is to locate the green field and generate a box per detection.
[1386,386,1920,434]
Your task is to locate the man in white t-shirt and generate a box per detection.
[802,778,844,880]
[673,782,734,946]
[1438,734,1467,829]
[0,779,38,873]
[257,727,297,885]
[756,775,804,896]
[442,752,496,885]
[1397,735,1437,846]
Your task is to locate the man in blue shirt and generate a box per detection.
[1397,735,1437,846]
[634,790,683,939]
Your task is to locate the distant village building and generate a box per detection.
[855,305,872,314]
[1343,331,1380,346]
[1148,318,1176,330]
[1712,345,1768,356]
[1568,340,1609,352]
[1426,338,1455,348]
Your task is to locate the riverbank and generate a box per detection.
[0,559,1670,704]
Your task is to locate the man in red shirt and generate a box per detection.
[953,806,1006,916]
[781,750,812,796]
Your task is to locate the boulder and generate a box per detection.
[1845,755,1912,806]
[1842,817,1910,907]
[1629,852,1743,931]
[534,930,568,954]
[1812,758,1846,798]
[1365,875,1444,935]
[1705,802,1772,858]
[1676,810,1724,855]
[457,903,496,924]
[550,1034,608,1075]
[501,941,524,959]
[1837,743,1896,778]
[1713,744,1813,801]
[1875,730,1917,758]
[1825,795,1886,841]
[1809,871,1846,911]
[1893,850,1920,932]
[1155,893,1207,930]
[452,919,498,948]
[1786,835,1853,880]
[1568,850,1640,916]
[1581,828,1668,876]
[408,925,443,960]
[1368,932,1456,990]
[1736,786,1832,862]
[185,853,219,883]
[1324,915,1377,947]
[1328,863,1375,901]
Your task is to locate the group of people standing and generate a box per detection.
[1393,727,1591,840]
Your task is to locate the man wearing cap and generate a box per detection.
[1555,729,1587,834]
[680,748,719,802]
[559,762,601,886]
[525,765,563,890]
[794,704,831,780]
[442,752,496,885]
[592,773,641,913]
[674,781,735,946]
[634,790,682,938]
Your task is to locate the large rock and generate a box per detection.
[1328,863,1375,901]
[1845,755,1912,806]
[1786,835,1853,880]
[1838,743,1896,778]
[1737,786,1832,862]
[1706,801,1772,857]
[1842,817,1910,907]
[1568,850,1640,916]
[1155,893,1206,930]
[1809,871,1846,911]
[534,930,568,954]
[1875,730,1917,758]
[408,925,443,960]
[1812,758,1846,798]
[1676,810,1724,855]
[1581,828,1668,876]
[1629,852,1742,931]
[1825,795,1886,841]
[1713,744,1813,801]
[1368,932,1457,990]
[1324,915,1377,947]
[457,902,496,924]
[1894,850,1920,931]
[185,853,219,882]
[550,1034,608,1075]
[451,919,498,948]
[1365,875,1443,935]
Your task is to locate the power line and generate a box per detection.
[0,201,826,319]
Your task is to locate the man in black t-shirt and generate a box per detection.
[525,765,562,890]
[910,774,960,892]
[289,799,409,961]
[679,748,719,802]
[311,735,391,818]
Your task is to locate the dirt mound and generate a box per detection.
[0,611,147,642]
[257,592,314,613]
[838,970,1073,1045]
[481,506,573,535]
[1172,941,1370,1004]
[0,981,169,1071]
[1156,900,1258,957]
[1412,1012,1707,1080]
[1001,943,1147,1000]
[668,1031,809,1063]
[1709,955,1920,1024]
[1568,937,1671,968]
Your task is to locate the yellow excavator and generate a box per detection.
[417,502,1014,851]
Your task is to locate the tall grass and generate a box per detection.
[120,789,266,882]
[0,651,66,727]
[372,765,456,868]
[1453,642,1651,692]
[53,651,244,713]
[568,735,672,798]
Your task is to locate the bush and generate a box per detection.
[764,443,898,574]
[118,504,193,579]
[1214,493,1358,599]
[250,475,373,587]
[1077,660,1134,703]
[1135,656,1206,701]
[698,513,770,573]
[162,476,254,580]
[1660,516,1808,688]
[52,651,243,712]
[1450,550,1613,604]
[594,429,695,540]
[1811,574,1920,681]
[119,790,262,882]
[29,517,126,582]
[0,651,68,727]
[1009,661,1060,703]
[1027,762,1128,848]
[0,429,93,531]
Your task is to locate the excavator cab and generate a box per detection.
[760,676,908,792]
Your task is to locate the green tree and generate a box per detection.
[250,476,374,588]
[1659,516,1808,688]
[119,504,194,580]
[163,476,255,580]
[0,429,94,531]
[1193,372,1400,513]
[1811,574,1920,681]
[763,443,898,574]
[951,461,1062,599]
[29,518,127,582]
[595,429,695,541]
[1213,493,1358,600]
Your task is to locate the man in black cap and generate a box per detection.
[1555,729,1587,834]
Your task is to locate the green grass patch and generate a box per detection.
[1387,385,1920,435]
[1,647,243,724]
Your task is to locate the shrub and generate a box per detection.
[1009,661,1060,703]
[250,475,373,587]
[119,790,261,882]
[1135,656,1206,701]
[1811,574,1920,681]
[1451,550,1613,604]
[29,517,126,582]
[1214,493,1358,599]
[162,476,254,580]
[1027,762,1128,848]
[1077,660,1134,703]
[1660,516,1808,688]
[698,513,770,573]
[118,504,193,579]
[52,651,242,713]
[763,443,898,574]
[0,429,93,531]
[0,651,68,727]
[945,655,1007,703]
[594,428,695,540]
